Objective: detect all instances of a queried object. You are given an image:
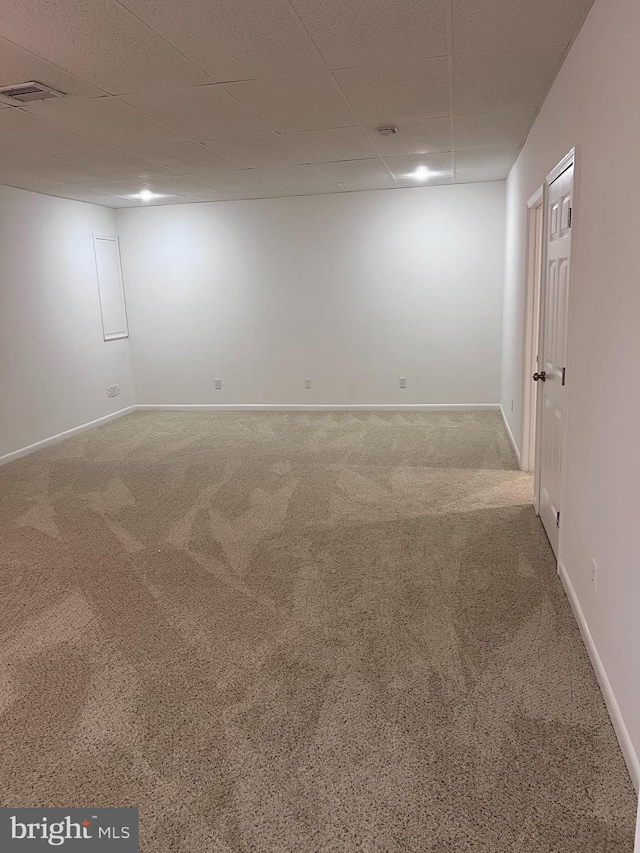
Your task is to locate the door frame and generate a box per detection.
[530,148,578,551]
[521,186,545,477]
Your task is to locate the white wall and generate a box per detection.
[0,185,135,459]
[117,183,505,407]
[501,0,640,783]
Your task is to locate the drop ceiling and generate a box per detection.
[0,0,594,207]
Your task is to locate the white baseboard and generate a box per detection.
[500,404,522,467]
[136,403,501,412]
[0,406,136,467]
[558,561,639,791]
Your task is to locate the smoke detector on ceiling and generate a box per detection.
[0,82,66,105]
[377,126,398,137]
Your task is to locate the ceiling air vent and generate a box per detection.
[0,82,65,105]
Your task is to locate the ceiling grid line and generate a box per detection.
[0,33,109,98]
[446,0,455,183]
[109,0,219,88]
[281,0,399,192]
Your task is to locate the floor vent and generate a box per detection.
[0,82,66,105]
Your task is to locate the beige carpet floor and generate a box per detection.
[0,411,635,851]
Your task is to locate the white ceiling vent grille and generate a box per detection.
[0,82,66,105]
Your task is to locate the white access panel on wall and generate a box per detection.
[93,234,129,341]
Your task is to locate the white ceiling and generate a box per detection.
[0,0,594,206]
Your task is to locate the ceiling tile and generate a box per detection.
[0,108,117,154]
[253,164,340,193]
[0,155,105,183]
[117,0,325,82]
[320,159,396,191]
[334,58,449,125]
[454,43,568,114]
[146,165,244,187]
[224,74,356,133]
[0,167,60,193]
[384,152,453,186]
[289,0,447,68]
[366,118,451,156]
[0,0,211,95]
[51,146,182,180]
[282,127,378,163]
[0,141,41,161]
[199,170,279,196]
[204,135,309,168]
[122,86,271,140]
[22,96,191,152]
[251,188,302,198]
[454,108,536,150]
[0,35,107,100]
[164,166,244,185]
[131,142,240,174]
[453,0,594,55]
[454,146,520,182]
[184,193,243,202]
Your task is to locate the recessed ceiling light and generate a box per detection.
[135,189,163,202]
[411,166,431,181]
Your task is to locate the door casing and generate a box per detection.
[522,187,544,476]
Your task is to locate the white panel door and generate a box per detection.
[536,163,573,555]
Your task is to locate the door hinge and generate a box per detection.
[562,367,566,385]
[556,511,561,529]
[568,207,572,228]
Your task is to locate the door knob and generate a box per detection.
[533,371,546,382]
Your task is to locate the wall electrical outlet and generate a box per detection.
[304,378,311,389]
[106,384,120,398]
[214,379,222,390]
[399,377,407,389]
[591,559,598,590]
